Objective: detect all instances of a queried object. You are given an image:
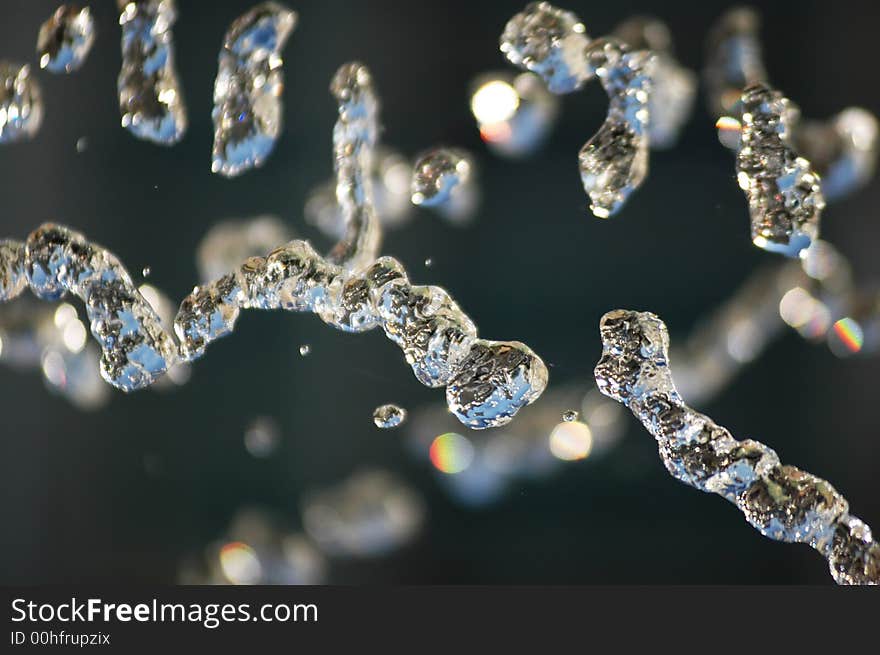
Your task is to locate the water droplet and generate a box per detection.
[411,147,473,208]
[142,266,151,278]
[75,136,88,153]
[0,62,43,143]
[562,409,578,422]
[736,85,823,257]
[118,0,187,144]
[373,403,407,429]
[424,258,433,268]
[37,5,95,74]
[211,4,297,176]
[299,344,311,357]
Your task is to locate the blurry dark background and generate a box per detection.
[1,0,878,584]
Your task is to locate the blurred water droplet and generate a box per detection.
[37,4,95,74]
[244,416,281,457]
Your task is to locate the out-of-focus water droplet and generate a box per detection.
[828,317,864,357]
[373,403,407,429]
[429,432,474,474]
[612,15,696,149]
[244,416,281,457]
[470,72,559,158]
[142,266,151,278]
[37,4,95,74]
[211,2,297,176]
[548,420,592,461]
[184,509,326,585]
[716,115,742,149]
[301,470,425,557]
[424,258,433,268]
[562,409,578,422]
[219,541,262,585]
[796,108,880,202]
[117,0,187,144]
[704,7,767,119]
[75,136,88,153]
[298,344,310,357]
[305,148,414,239]
[0,62,43,143]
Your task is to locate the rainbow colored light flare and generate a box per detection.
[429,433,474,474]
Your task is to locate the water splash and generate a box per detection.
[1,226,177,391]
[594,309,878,585]
[37,4,96,74]
[736,84,824,257]
[175,239,546,428]
[117,0,187,144]
[373,404,407,429]
[1,64,547,428]
[211,2,297,176]
[0,62,43,143]
[500,3,655,218]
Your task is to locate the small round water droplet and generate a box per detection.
[424,258,433,268]
[299,344,311,357]
[75,137,88,153]
[562,409,578,422]
[373,403,407,429]
[142,266,151,278]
